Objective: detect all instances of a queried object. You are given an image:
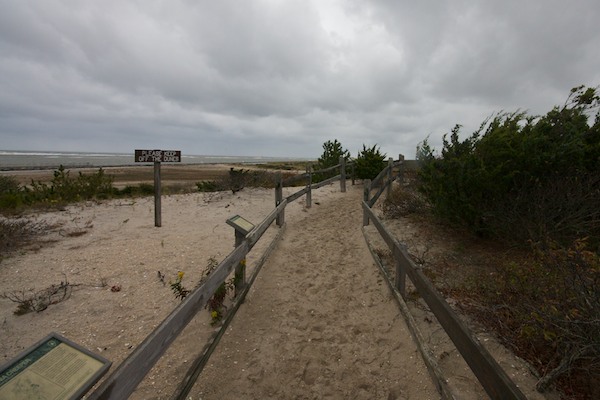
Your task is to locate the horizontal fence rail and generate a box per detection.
[311,174,341,189]
[366,158,401,207]
[277,156,350,220]
[286,186,309,203]
[247,199,288,249]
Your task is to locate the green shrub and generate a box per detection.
[0,193,23,209]
[196,181,220,192]
[196,168,283,193]
[312,139,350,182]
[316,139,350,169]
[116,184,154,196]
[0,166,120,212]
[0,176,23,210]
[354,144,386,180]
[136,183,155,195]
[0,176,20,194]
[417,86,600,245]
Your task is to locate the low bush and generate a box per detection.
[196,168,297,193]
[0,165,116,212]
[382,185,428,218]
[0,176,20,193]
[457,239,600,395]
[0,166,178,213]
[117,183,155,196]
[0,218,53,260]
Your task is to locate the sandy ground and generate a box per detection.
[0,168,556,399]
[189,185,437,400]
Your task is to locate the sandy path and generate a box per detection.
[190,184,439,399]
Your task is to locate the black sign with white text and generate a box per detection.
[135,149,181,163]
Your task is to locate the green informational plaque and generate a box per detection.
[226,215,255,236]
[0,332,111,400]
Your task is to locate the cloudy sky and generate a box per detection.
[1,1,599,159]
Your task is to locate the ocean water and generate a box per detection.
[0,150,308,170]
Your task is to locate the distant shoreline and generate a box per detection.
[0,161,294,172]
[0,150,313,171]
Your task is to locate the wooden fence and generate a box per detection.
[87,159,350,400]
[361,160,528,400]
[87,155,524,400]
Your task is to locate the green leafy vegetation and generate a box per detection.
[202,257,235,325]
[311,139,389,182]
[169,271,190,301]
[316,139,350,169]
[408,85,600,397]
[196,167,302,193]
[253,161,310,171]
[0,165,170,213]
[354,144,387,180]
[417,85,600,246]
[117,183,155,196]
[312,139,350,182]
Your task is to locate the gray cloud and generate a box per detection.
[1,0,599,159]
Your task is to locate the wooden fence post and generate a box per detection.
[393,244,406,298]
[154,161,161,227]
[233,231,246,297]
[351,162,355,185]
[275,172,284,227]
[340,156,346,193]
[363,179,371,226]
[306,165,312,208]
[398,153,405,185]
[386,157,393,199]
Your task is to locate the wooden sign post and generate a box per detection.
[134,150,181,227]
[226,215,255,297]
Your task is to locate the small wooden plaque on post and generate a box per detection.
[226,215,255,237]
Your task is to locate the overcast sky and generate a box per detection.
[1,1,599,159]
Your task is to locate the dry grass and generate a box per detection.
[0,217,56,259]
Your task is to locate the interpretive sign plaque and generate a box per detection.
[226,215,255,236]
[135,149,181,163]
[0,332,111,400]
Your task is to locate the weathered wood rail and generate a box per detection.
[361,161,528,400]
[87,159,351,400]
